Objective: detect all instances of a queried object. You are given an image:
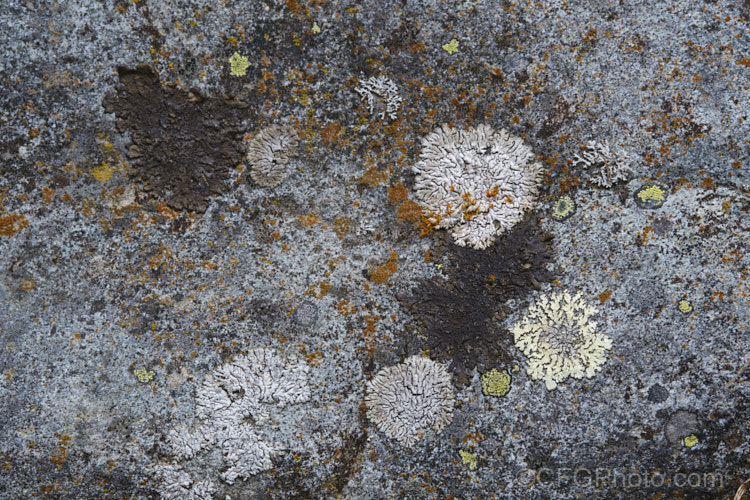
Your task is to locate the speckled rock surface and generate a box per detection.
[1,0,748,498]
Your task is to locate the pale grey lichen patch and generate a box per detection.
[244,124,300,187]
[412,124,543,249]
[165,348,310,484]
[150,464,216,500]
[511,290,612,391]
[365,355,455,447]
[572,140,632,188]
[354,75,403,120]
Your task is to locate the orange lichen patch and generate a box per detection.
[388,182,408,204]
[156,202,179,220]
[370,251,398,284]
[305,280,331,298]
[200,260,220,271]
[362,314,381,350]
[320,122,342,145]
[19,281,34,291]
[736,57,750,67]
[0,214,29,237]
[358,166,390,186]
[700,176,715,189]
[598,290,612,304]
[337,299,357,316]
[270,230,282,240]
[396,199,423,225]
[42,186,56,203]
[486,185,499,197]
[298,213,321,227]
[423,249,433,262]
[333,216,353,238]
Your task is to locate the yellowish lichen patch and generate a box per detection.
[678,299,693,314]
[683,434,698,447]
[134,368,155,383]
[229,52,250,77]
[481,368,511,397]
[459,449,477,470]
[90,163,114,183]
[311,22,321,34]
[443,39,459,55]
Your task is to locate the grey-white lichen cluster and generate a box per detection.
[511,290,613,391]
[354,75,403,120]
[572,140,632,188]
[244,124,300,187]
[150,464,216,500]
[365,355,455,447]
[163,348,310,485]
[412,123,543,250]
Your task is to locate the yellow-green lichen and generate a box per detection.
[229,52,249,77]
[459,449,477,470]
[481,368,511,397]
[134,368,155,383]
[442,39,459,55]
[90,162,114,183]
[551,195,576,222]
[311,22,321,34]
[684,434,699,447]
[634,182,668,209]
[678,299,693,314]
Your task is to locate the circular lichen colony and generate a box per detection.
[365,355,455,447]
[551,194,577,222]
[244,124,300,187]
[511,290,613,391]
[412,123,543,250]
[633,182,668,209]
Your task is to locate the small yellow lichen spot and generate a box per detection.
[684,434,698,447]
[459,449,478,470]
[678,299,693,314]
[311,22,321,34]
[90,163,114,183]
[482,368,512,397]
[443,39,460,55]
[134,368,155,383]
[229,52,249,77]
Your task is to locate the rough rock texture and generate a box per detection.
[0,0,748,498]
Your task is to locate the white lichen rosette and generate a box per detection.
[511,291,612,391]
[244,124,300,187]
[365,355,455,447]
[164,348,310,484]
[413,123,543,249]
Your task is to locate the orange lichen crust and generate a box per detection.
[370,251,398,284]
[0,214,29,237]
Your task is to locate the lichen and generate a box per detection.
[134,368,155,383]
[550,195,576,222]
[634,182,668,209]
[571,140,632,188]
[442,39,459,55]
[481,368,511,397]
[365,355,455,447]
[459,449,478,470]
[510,290,612,391]
[244,124,300,187]
[229,52,249,77]
[354,75,403,121]
[412,124,543,249]
[164,348,310,484]
[678,299,693,314]
[0,214,29,237]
